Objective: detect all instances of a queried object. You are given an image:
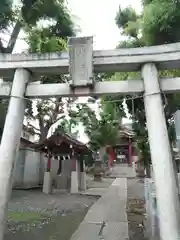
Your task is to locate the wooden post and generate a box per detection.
[79,158,86,191]
[70,150,78,193]
[47,156,51,172]
[57,156,62,175]
[43,153,52,194]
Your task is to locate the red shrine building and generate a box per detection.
[106,125,138,169]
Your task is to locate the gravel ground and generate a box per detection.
[5,189,98,240]
[127,178,147,240]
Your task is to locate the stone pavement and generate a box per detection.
[127,178,145,199]
[70,178,128,240]
[80,188,108,197]
[127,178,146,240]
[80,177,114,197]
[110,164,136,179]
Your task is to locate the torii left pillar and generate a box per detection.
[0,69,31,240]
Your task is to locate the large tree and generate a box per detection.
[24,30,73,142]
[0,0,76,141]
[55,114,79,138]
[74,101,123,164]
[0,0,74,53]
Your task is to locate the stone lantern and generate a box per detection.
[93,154,103,181]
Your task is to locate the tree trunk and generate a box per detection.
[6,21,22,53]
[39,125,49,142]
[57,158,62,175]
[145,162,151,178]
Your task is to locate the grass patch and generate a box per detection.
[8,211,42,222]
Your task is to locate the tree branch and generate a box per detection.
[27,123,40,133]
[0,40,5,53]
[35,132,40,136]
[50,100,64,125]
[52,114,66,125]
[6,20,22,53]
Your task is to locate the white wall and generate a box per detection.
[12,149,43,189]
[12,149,73,190]
[23,150,41,188]
[13,150,26,187]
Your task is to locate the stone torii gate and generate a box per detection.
[0,37,179,240]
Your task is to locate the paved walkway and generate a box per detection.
[70,178,128,240]
[80,177,114,197]
[127,178,145,199]
[80,188,108,197]
[110,164,136,178]
[127,178,146,240]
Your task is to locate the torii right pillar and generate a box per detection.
[142,63,180,240]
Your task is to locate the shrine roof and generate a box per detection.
[29,132,90,154]
[119,126,135,138]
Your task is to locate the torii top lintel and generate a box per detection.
[0,37,180,77]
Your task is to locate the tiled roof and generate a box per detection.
[119,126,135,138]
[29,132,90,153]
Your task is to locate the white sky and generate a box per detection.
[68,0,142,50]
[13,0,142,52]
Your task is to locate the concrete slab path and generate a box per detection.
[80,188,108,197]
[70,178,129,240]
[80,176,114,197]
[110,164,136,179]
